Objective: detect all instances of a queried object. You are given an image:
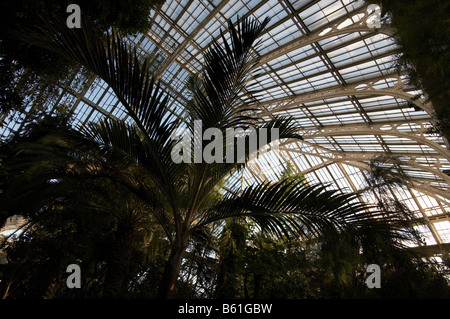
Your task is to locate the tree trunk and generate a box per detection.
[103,223,136,298]
[157,234,189,299]
[253,274,262,299]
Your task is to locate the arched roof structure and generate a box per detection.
[2,0,450,257]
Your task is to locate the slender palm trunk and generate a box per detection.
[157,234,189,299]
[103,223,136,298]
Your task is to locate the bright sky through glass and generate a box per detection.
[1,0,449,249]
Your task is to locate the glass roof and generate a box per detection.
[2,0,450,255]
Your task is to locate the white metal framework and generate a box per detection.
[2,0,450,257]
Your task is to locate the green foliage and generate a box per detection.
[211,222,450,299]
[279,162,307,188]
[0,0,164,117]
[368,0,450,138]
[241,234,311,299]
[366,155,410,190]
[0,158,5,195]
[1,112,449,298]
[2,11,449,299]
[214,220,249,298]
[0,113,165,298]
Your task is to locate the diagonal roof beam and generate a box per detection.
[255,71,433,116]
[253,48,399,93]
[257,4,395,66]
[154,0,230,79]
[347,160,450,203]
[280,144,450,185]
[299,121,450,162]
[275,141,450,202]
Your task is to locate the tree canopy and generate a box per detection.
[368,0,450,138]
[1,2,449,299]
[0,0,165,117]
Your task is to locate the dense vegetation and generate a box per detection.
[0,2,449,299]
[0,0,164,118]
[368,0,450,138]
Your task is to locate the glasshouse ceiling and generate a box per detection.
[2,0,450,250]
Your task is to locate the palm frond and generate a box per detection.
[15,15,188,207]
[195,178,389,240]
[188,16,270,130]
[16,16,171,132]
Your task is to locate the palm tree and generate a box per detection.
[0,112,162,298]
[12,14,405,299]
